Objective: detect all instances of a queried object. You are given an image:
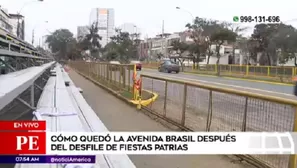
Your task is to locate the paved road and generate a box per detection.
[68,69,253,168]
[140,68,296,99]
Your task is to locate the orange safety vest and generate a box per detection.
[293,76,297,81]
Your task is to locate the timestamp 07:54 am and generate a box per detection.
[233,16,281,23]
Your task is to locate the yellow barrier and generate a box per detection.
[140,73,297,168]
[142,62,297,83]
[69,61,157,108]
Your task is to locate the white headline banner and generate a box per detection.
[46,132,295,155]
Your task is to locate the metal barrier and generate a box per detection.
[142,62,296,83]
[140,74,297,168]
[69,61,135,97]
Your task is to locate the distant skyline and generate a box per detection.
[2,0,297,45]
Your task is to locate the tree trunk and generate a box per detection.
[267,52,271,66]
[232,46,235,64]
[206,51,211,64]
[193,57,196,69]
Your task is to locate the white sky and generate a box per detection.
[2,0,297,46]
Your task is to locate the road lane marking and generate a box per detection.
[141,71,295,98]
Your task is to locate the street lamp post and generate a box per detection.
[176,7,197,68]
[32,21,48,45]
[16,0,44,39]
[175,7,194,23]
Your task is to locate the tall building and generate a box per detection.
[89,8,115,47]
[77,26,89,39]
[0,7,13,33]
[9,14,25,40]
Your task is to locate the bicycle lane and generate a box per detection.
[68,70,253,168]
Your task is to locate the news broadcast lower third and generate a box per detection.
[0,121,296,165]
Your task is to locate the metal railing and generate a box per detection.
[70,61,297,168]
[140,74,297,168]
[0,27,41,56]
[142,62,297,83]
[69,61,135,96]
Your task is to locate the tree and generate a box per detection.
[273,24,297,64]
[251,24,280,65]
[102,41,119,61]
[250,23,297,65]
[46,29,75,60]
[171,40,189,71]
[85,22,102,57]
[227,24,249,64]
[104,29,138,62]
[186,17,222,64]
[187,43,205,65]
[210,27,237,64]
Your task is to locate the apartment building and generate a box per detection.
[137,39,152,60]
[0,7,13,33]
[9,13,25,40]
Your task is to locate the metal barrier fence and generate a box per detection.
[69,61,135,96]
[142,62,296,83]
[140,74,297,168]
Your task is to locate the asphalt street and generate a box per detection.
[140,68,296,99]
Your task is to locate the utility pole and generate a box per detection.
[161,20,165,58]
[31,29,34,45]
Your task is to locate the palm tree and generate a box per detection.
[85,22,102,57]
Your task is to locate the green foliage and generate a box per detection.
[85,22,102,52]
[184,16,297,65]
[171,40,188,55]
[250,23,297,65]
[46,29,76,60]
[103,29,139,62]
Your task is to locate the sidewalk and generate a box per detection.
[68,70,254,168]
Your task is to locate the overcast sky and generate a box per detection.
[2,0,297,46]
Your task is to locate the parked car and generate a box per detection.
[109,61,121,71]
[130,60,142,71]
[158,60,180,73]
